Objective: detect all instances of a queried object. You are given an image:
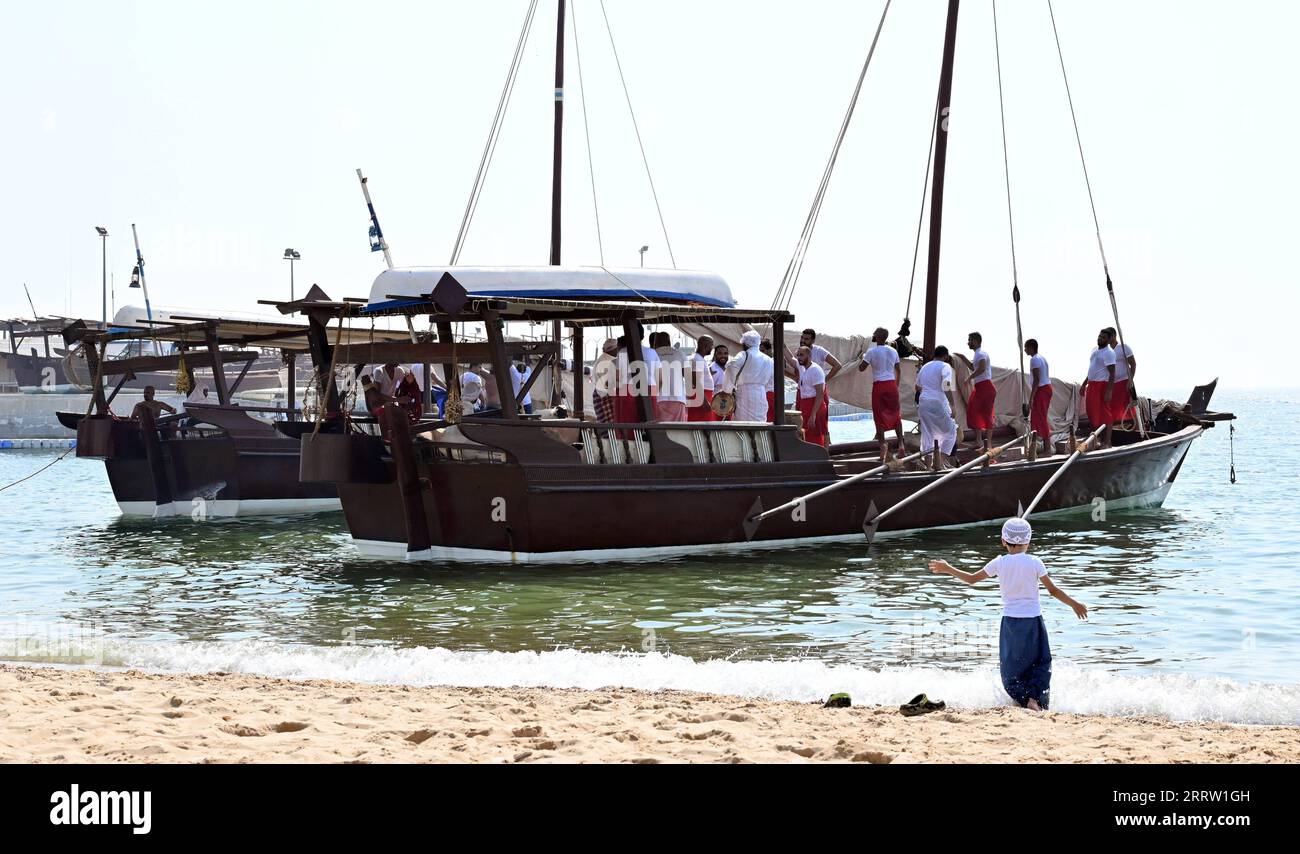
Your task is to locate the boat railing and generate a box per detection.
[436,417,827,468]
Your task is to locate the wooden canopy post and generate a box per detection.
[551,319,564,407]
[483,310,518,420]
[436,321,460,417]
[771,316,785,427]
[620,310,652,423]
[85,340,109,415]
[204,322,231,405]
[572,324,584,419]
[284,352,297,421]
[305,310,340,416]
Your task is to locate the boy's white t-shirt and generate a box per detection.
[983,552,1048,618]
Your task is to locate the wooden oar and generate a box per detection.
[746,446,938,528]
[1020,423,1108,519]
[863,432,1033,541]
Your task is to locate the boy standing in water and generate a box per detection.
[928,518,1088,711]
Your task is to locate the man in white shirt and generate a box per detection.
[1106,327,1136,426]
[795,346,828,446]
[914,346,959,468]
[373,363,405,397]
[460,367,485,412]
[799,328,843,382]
[722,331,773,423]
[653,332,687,422]
[686,336,716,422]
[1025,338,1053,456]
[858,327,903,462]
[954,332,995,453]
[510,360,534,415]
[1084,328,1117,447]
[614,329,658,423]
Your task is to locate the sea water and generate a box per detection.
[1,389,1296,723]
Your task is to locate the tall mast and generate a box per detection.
[549,0,566,266]
[922,0,961,356]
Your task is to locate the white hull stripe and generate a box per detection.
[116,498,341,519]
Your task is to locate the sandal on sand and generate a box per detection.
[899,693,946,717]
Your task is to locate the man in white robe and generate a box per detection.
[915,345,959,466]
[722,330,773,423]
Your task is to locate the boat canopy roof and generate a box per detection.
[365,266,736,311]
[77,308,410,352]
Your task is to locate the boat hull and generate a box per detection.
[325,424,1203,564]
[76,416,339,518]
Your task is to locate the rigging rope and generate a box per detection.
[450,0,540,264]
[771,0,892,314]
[993,0,1028,419]
[1047,0,1145,435]
[572,2,605,266]
[599,0,676,269]
[904,91,940,323]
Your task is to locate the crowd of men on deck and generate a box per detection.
[583,322,1139,461]
[346,323,1138,458]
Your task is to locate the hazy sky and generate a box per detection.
[3,0,1295,391]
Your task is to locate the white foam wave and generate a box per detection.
[5,636,1297,726]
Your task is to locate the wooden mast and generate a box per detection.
[550,0,566,267]
[549,1,567,406]
[922,0,961,356]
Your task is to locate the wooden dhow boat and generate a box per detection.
[60,309,408,518]
[289,0,1233,563]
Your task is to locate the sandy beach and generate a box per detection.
[2,664,1296,764]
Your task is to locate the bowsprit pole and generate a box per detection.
[357,169,393,270]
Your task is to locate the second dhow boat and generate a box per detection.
[63,307,410,518]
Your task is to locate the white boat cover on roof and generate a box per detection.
[365,266,736,310]
[110,304,289,330]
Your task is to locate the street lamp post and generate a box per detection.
[283,249,301,300]
[639,245,649,268]
[95,227,109,325]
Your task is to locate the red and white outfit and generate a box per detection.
[1109,343,1135,423]
[1085,346,1117,427]
[654,345,687,422]
[1029,353,1053,445]
[862,344,901,431]
[796,361,829,446]
[686,351,716,422]
[766,354,776,422]
[614,346,658,425]
[966,347,996,430]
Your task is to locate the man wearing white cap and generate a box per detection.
[929,517,1089,711]
[722,330,774,423]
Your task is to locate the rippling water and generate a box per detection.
[1,389,1296,721]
